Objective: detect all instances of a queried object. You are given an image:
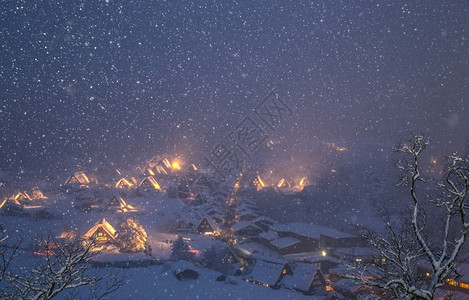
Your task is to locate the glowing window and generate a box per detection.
[460,283,469,289]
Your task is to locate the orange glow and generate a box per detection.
[147,168,155,176]
[277,178,285,188]
[188,245,200,256]
[191,164,197,170]
[139,176,161,190]
[172,161,180,170]
[447,279,458,286]
[331,169,336,173]
[116,169,121,175]
[257,175,265,187]
[431,158,437,165]
[115,178,134,188]
[336,147,347,152]
[299,177,307,186]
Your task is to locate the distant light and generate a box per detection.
[321,250,327,257]
[172,161,180,170]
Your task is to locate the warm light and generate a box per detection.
[355,258,362,262]
[448,279,458,286]
[148,168,155,176]
[191,164,197,171]
[460,282,469,289]
[188,245,200,255]
[277,178,285,188]
[257,175,265,187]
[331,169,336,173]
[321,250,327,257]
[426,272,430,277]
[326,285,334,292]
[115,178,134,188]
[431,158,437,165]
[172,161,180,170]
[336,147,347,152]
[299,177,307,186]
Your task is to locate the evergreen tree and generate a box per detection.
[170,236,195,261]
[116,217,147,253]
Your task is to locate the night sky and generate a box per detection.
[1,1,468,177]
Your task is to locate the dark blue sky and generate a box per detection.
[0,0,468,176]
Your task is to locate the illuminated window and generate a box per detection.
[426,273,430,277]
[448,280,458,286]
[282,269,287,274]
[356,258,362,262]
[321,250,327,257]
[460,283,469,289]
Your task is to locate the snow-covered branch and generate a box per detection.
[7,235,123,300]
[353,135,469,299]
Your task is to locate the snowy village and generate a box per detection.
[1,146,469,299]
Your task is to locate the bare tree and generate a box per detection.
[6,235,123,300]
[0,226,20,286]
[351,135,469,299]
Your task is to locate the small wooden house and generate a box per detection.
[107,195,136,213]
[115,178,134,189]
[139,176,161,191]
[65,172,90,186]
[12,192,32,203]
[232,222,263,237]
[282,263,326,295]
[83,218,116,244]
[242,260,292,289]
[196,218,219,236]
[0,197,21,209]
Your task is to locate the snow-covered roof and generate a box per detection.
[282,263,322,292]
[232,221,261,232]
[270,237,301,249]
[259,230,278,241]
[244,260,286,286]
[273,222,354,239]
[252,216,275,224]
[83,218,116,239]
[232,243,285,262]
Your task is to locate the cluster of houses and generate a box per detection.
[3,156,469,299]
[0,189,48,217]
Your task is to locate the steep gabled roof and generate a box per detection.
[83,218,116,241]
[65,172,90,185]
[139,176,161,190]
[115,178,134,188]
[282,263,325,293]
[0,197,21,209]
[243,260,289,286]
[232,221,262,233]
[13,192,32,202]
